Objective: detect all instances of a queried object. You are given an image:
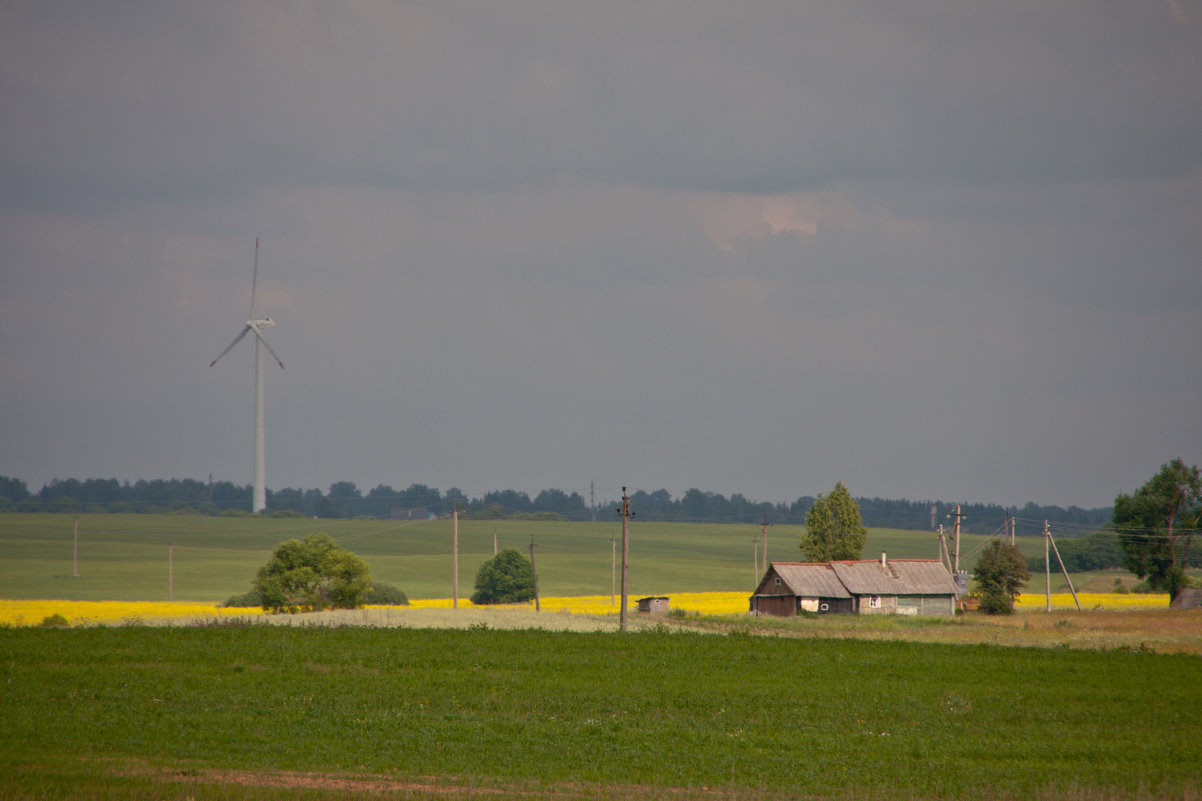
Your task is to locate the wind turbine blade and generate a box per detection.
[251,325,285,369]
[209,325,252,367]
[248,237,259,320]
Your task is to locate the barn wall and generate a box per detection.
[857,595,898,615]
[752,595,796,617]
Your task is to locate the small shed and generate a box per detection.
[1170,588,1202,610]
[636,596,670,615]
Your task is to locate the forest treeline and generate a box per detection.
[0,474,1110,535]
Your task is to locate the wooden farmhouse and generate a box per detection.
[750,555,958,617]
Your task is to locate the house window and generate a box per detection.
[774,577,781,587]
[868,596,881,609]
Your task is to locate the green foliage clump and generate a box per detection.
[40,613,69,628]
[973,539,1031,614]
[266,508,304,518]
[363,582,408,606]
[509,511,565,521]
[800,480,867,561]
[1114,458,1201,598]
[470,547,534,605]
[222,588,263,608]
[253,533,372,613]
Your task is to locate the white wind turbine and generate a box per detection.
[210,238,284,513]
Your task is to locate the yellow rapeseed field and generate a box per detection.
[0,591,1168,626]
[0,600,265,627]
[1015,592,1169,610]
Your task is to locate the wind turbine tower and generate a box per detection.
[210,238,284,513]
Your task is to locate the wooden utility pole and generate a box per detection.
[73,516,79,578]
[937,524,952,573]
[493,528,498,556]
[949,505,965,573]
[528,537,540,612]
[753,539,759,583]
[1047,527,1082,611]
[453,507,460,609]
[619,487,631,632]
[759,516,771,576]
[1044,519,1051,612]
[168,543,174,602]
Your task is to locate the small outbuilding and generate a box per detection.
[750,555,957,617]
[636,596,670,615]
[1170,588,1202,610]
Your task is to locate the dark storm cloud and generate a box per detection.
[1,1,1199,508]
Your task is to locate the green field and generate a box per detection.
[2,514,1198,801]
[0,513,1014,602]
[2,625,1199,801]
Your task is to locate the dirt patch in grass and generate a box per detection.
[144,764,786,801]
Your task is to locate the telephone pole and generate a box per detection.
[528,536,540,612]
[1044,519,1051,612]
[618,487,631,632]
[948,505,965,573]
[1046,526,1081,611]
[759,515,771,575]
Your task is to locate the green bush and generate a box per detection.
[40,613,69,628]
[470,548,535,605]
[977,590,1015,615]
[222,588,263,608]
[364,582,409,605]
[254,533,372,613]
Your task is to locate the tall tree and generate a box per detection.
[1113,458,1202,598]
[800,481,868,561]
[973,539,1031,614]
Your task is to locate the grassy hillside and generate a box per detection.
[0,513,1022,602]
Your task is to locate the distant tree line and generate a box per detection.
[0,473,1111,534]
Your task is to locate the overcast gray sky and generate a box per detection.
[2,1,1200,509]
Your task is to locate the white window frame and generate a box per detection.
[868,595,881,609]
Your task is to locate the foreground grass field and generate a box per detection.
[2,624,1200,801]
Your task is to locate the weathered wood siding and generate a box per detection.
[751,594,797,616]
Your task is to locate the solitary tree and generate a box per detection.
[800,481,868,562]
[253,533,372,613]
[1114,458,1202,599]
[972,539,1031,614]
[471,547,535,605]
